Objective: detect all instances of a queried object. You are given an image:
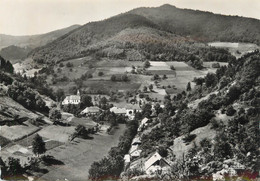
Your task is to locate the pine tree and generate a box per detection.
[186,82,191,91]
[32,134,46,157]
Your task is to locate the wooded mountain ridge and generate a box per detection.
[0,24,81,50]
[29,4,260,64]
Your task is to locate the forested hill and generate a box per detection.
[0,24,80,50]
[29,14,159,63]
[122,50,260,180]
[129,4,260,44]
[29,4,260,64]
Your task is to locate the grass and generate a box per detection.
[170,124,216,161]
[208,42,259,58]
[84,80,141,94]
[146,70,176,75]
[69,117,98,128]
[39,124,126,181]
[96,59,143,67]
[49,59,219,97]
[203,62,228,68]
[0,135,11,147]
[15,133,64,150]
[0,122,40,141]
[38,125,76,143]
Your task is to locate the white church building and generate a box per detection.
[62,90,81,105]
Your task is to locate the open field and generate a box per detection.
[170,124,216,161]
[38,125,76,143]
[0,121,40,141]
[148,61,171,70]
[96,59,143,67]
[0,96,40,121]
[1,144,34,166]
[49,59,222,97]
[39,124,126,181]
[208,42,259,58]
[203,62,229,68]
[0,135,11,147]
[15,133,64,150]
[69,117,98,128]
[84,79,141,93]
[132,61,207,96]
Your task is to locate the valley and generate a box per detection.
[0,3,259,181]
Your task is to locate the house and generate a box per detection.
[129,145,139,155]
[129,142,142,159]
[131,137,141,145]
[124,154,131,163]
[110,107,127,115]
[62,90,81,105]
[151,104,165,111]
[81,106,102,116]
[141,117,149,126]
[130,149,142,159]
[144,152,170,175]
[138,117,151,132]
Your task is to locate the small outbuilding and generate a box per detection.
[81,106,102,116]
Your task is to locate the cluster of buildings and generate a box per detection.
[124,117,171,175]
[62,91,170,175]
[61,91,142,120]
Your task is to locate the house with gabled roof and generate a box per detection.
[110,106,127,115]
[131,137,141,145]
[81,106,102,116]
[144,152,170,175]
[62,90,81,105]
[130,149,142,159]
[138,117,151,132]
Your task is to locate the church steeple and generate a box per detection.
[77,90,80,96]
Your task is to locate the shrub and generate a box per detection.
[143,60,150,68]
[170,65,175,70]
[98,71,104,76]
[66,62,73,67]
[226,105,236,116]
[212,63,220,68]
[183,134,197,143]
[158,146,168,157]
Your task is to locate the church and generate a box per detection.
[62,90,81,105]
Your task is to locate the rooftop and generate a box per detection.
[81,106,102,114]
[110,107,127,114]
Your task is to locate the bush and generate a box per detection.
[66,62,73,67]
[183,134,197,143]
[170,65,175,70]
[226,105,236,116]
[158,146,168,157]
[143,60,151,68]
[98,71,104,76]
[212,63,220,68]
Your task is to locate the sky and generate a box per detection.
[0,0,259,36]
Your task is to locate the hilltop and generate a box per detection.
[0,45,32,63]
[29,4,260,64]
[130,4,260,44]
[0,24,80,50]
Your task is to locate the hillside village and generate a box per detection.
[0,3,260,181]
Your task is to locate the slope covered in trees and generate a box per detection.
[0,25,80,50]
[0,45,32,62]
[28,4,259,64]
[130,4,260,44]
[118,51,260,180]
[29,14,158,63]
